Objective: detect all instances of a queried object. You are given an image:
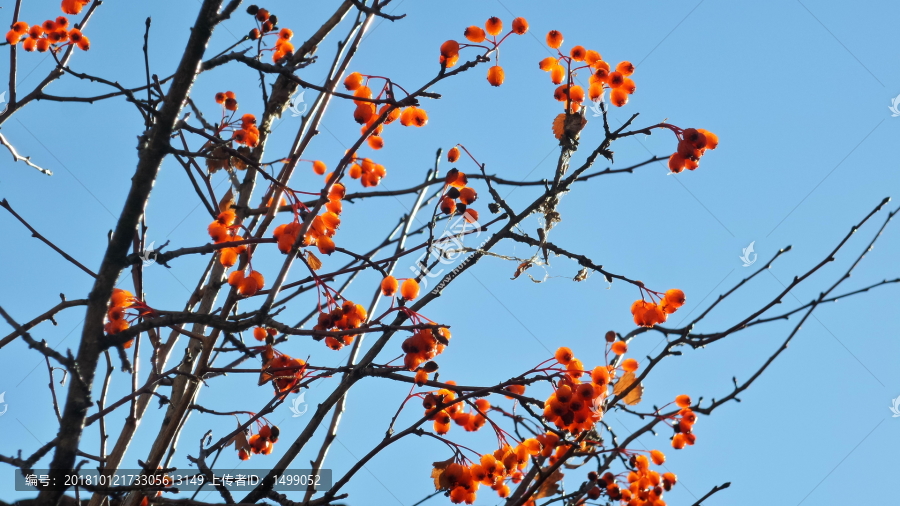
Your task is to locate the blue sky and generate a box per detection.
[2,0,899,505]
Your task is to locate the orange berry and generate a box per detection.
[440,39,460,59]
[399,106,428,127]
[675,394,692,408]
[316,235,336,255]
[367,135,384,150]
[484,17,503,36]
[584,50,602,65]
[464,26,486,43]
[550,64,565,85]
[697,129,718,150]
[608,71,625,88]
[463,209,479,224]
[570,45,586,61]
[328,182,346,201]
[650,449,666,465]
[253,327,268,341]
[486,65,505,87]
[343,72,363,91]
[219,248,238,267]
[671,433,687,450]
[616,61,635,76]
[228,270,245,287]
[381,276,399,297]
[440,197,456,215]
[312,160,326,175]
[611,341,627,355]
[668,153,686,173]
[621,78,636,95]
[591,366,610,387]
[545,30,563,49]
[447,146,460,163]
[458,187,477,205]
[554,346,574,364]
[621,358,639,372]
[511,17,528,35]
[539,57,558,71]
[400,278,420,301]
[568,85,585,103]
[664,288,686,308]
[610,88,628,107]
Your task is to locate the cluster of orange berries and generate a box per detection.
[260,344,306,393]
[439,167,478,224]
[233,114,260,148]
[538,30,634,109]
[104,289,155,347]
[436,438,551,504]
[440,16,528,87]
[343,72,428,151]
[6,17,89,52]
[214,91,239,112]
[585,454,678,504]
[273,206,341,256]
[630,288,685,328]
[60,0,90,15]
[666,127,719,173]
[670,395,698,449]
[238,424,280,460]
[402,326,450,371]
[381,275,419,300]
[207,209,248,268]
[346,156,387,187]
[544,347,610,433]
[244,6,293,63]
[228,269,265,297]
[312,299,367,351]
[104,288,135,338]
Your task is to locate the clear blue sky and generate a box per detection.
[2,0,899,504]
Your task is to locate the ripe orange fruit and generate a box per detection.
[464,26,486,43]
[486,66,505,87]
[400,278,420,301]
[511,17,529,35]
[485,17,503,36]
[546,30,563,49]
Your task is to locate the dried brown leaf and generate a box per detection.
[535,468,564,499]
[431,456,455,490]
[512,261,533,280]
[306,251,322,271]
[613,371,643,405]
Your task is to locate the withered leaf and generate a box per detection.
[512,261,533,280]
[306,251,322,271]
[573,267,590,282]
[227,423,251,453]
[230,146,252,171]
[431,456,455,490]
[613,371,644,406]
[535,468,564,499]
[218,188,234,213]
